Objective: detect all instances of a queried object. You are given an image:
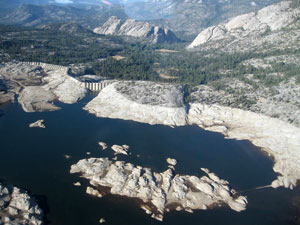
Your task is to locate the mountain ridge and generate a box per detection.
[0,0,281,40]
[0,3,128,29]
[93,16,180,43]
[187,0,300,49]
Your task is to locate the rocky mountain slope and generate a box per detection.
[126,0,281,39]
[0,4,128,29]
[93,16,180,43]
[184,0,300,128]
[0,0,50,12]
[187,1,300,49]
[0,0,122,12]
[0,0,280,40]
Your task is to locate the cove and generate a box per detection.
[0,97,298,225]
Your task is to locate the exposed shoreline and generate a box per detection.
[2,62,299,190]
[84,81,300,190]
[84,81,187,126]
[188,103,300,189]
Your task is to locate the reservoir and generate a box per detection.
[0,97,299,225]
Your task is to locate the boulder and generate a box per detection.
[166,158,177,166]
[29,119,46,128]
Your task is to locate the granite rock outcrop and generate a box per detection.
[188,103,300,189]
[29,119,46,128]
[0,62,87,112]
[94,16,180,44]
[70,157,247,221]
[84,81,187,126]
[187,1,300,49]
[0,183,43,225]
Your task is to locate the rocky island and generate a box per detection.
[70,157,247,221]
[111,144,130,155]
[29,120,46,128]
[0,182,43,225]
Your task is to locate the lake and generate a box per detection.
[0,96,299,225]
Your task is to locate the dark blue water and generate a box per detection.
[0,98,299,225]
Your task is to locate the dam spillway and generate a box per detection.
[79,80,115,92]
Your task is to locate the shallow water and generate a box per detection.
[0,97,299,225]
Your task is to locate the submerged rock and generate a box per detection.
[0,182,44,225]
[29,119,46,128]
[70,158,247,221]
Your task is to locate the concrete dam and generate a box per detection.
[23,62,115,92]
[79,81,115,91]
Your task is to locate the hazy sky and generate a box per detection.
[55,0,74,3]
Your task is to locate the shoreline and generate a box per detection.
[2,61,299,190]
[188,103,300,189]
[84,82,300,189]
[84,82,187,126]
